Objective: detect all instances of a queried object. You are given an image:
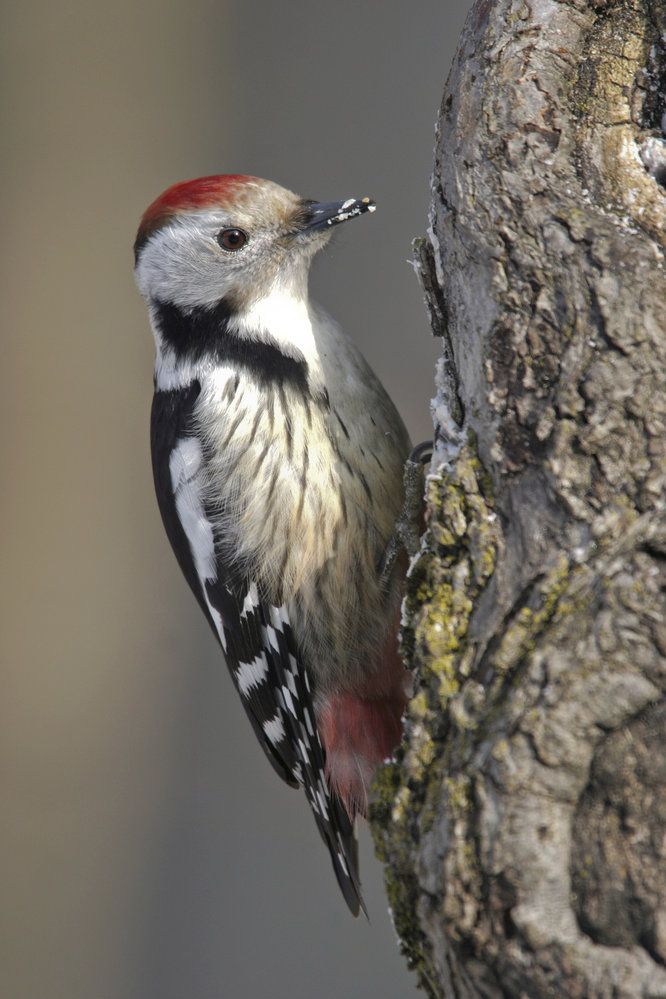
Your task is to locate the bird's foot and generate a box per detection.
[379,440,433,586]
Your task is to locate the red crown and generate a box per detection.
[136,174,255,251]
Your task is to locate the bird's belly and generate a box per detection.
[242,439,345,595]
[198,370,405,682]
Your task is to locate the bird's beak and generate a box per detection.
[299,197,376,232]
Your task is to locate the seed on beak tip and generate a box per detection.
[303,196,376,231]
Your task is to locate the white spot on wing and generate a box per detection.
[282,687,297,718]
[265,625,280,653]
[336,850,349,876]
[170,437,215,580]
[269,605,289,631]
[263,712,286,746]
[240,582,259,618]
[169,436,227,650]
[284,671,297,696]
[236,655,269,696]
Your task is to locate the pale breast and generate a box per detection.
[195,344,410,688]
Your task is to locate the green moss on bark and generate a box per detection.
[370,440,579,989]
[370,437,499,983]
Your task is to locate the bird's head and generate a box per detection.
[133,174,375,312]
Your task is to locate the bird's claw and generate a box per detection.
[379,440,433,586]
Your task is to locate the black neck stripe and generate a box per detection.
[153,298,310,393]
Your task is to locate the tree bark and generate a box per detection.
[370,1,666,996]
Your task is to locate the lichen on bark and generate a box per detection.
[370,0,666,996]
[372,441,500,986]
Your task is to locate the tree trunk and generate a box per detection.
[370,1,666,996]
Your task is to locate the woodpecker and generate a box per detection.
[134,174,412,915]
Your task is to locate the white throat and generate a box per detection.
[230,286,321,375]
[150,286,326,393]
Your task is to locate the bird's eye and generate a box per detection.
[217,228,248,251]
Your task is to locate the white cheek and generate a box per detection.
[136,223,234,309]
[135,215,318,313]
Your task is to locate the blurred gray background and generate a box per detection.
[1,3,472,997]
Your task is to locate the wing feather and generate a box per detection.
[219,583,365,916]
[151,383,364,914]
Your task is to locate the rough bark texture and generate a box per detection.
[370,1,666,996]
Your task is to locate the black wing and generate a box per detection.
[151,382,365,915]
[223,585,365,916]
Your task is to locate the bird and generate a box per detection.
[134,174,412,915]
